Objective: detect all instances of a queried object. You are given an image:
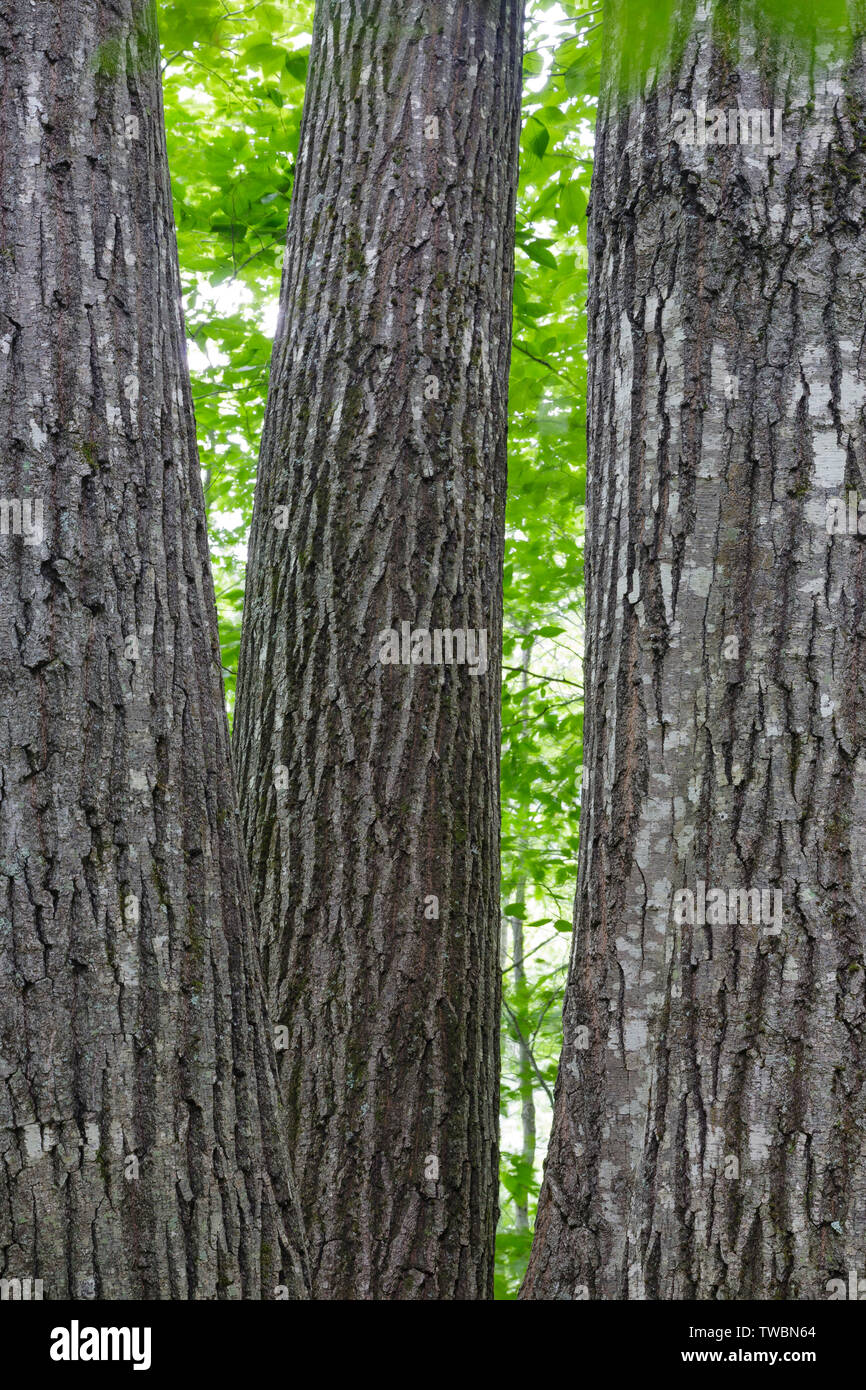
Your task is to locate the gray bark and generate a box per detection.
[233,0,524,1299]
[0,0,308,1299]
[524,5,866,1300]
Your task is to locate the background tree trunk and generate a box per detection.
[509,895,536,1233]
[233,0,524,1299]
[0,0,308,1299]
[506,636,535,1233]
[524,5,866,1299]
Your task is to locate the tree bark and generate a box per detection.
[524,5,866,1299]
[0,0,308,1299]
[233,0,524,1299]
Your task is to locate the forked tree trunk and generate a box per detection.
[524,3,866,1300]
[0,0,308,1299]
[233,0,524,1298]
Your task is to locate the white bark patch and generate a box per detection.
[23,1123,44,1163]
[812,431,846,488]
[625,1018,648,1052]
[659,562,673,622]
[23,69,44,169]
[84,1122,101,1161]
[685,565,713,598]
[839,369,866,414]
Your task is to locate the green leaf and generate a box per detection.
[522,239,558,270]
[503,902,527,920]
[285,51,309,82]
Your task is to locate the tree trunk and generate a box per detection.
[0,0,308,1300]
[524,5,866,1300]
[233,0,524,1299]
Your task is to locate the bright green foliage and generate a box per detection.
[161,0,312,689]
[158,0,594,1301]
[496,0,592,1299]
[605,0,859,103]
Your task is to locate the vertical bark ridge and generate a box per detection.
[234,0,524,1299]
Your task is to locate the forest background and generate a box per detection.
[158,0,595,1299]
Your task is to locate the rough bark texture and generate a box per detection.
[0,0,308,1299]
[524,4,866,1300]
[233,0,524,1299]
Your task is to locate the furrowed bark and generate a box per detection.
[233,0,524,1299]
[0,0,309,1299]
[524,4,866,1300]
